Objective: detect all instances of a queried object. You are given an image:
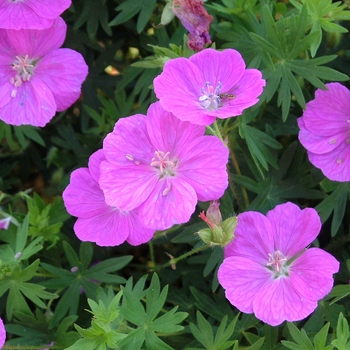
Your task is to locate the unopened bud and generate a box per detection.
[160,2,175,26]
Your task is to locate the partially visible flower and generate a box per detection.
[0,317,5,348]
[0,0,71,30]
[170,0,213,51]
[100,102,229,230]
[298,83,350,182]
[0,17,88,127]
[154,48,265,125]
[218,202,339,326]
[198,201,237,246]
[0,217,10,230]
[63,150,155,246]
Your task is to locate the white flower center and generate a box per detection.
[199,81,222,110]
[10,55,35,98]
[267,250,289,277]
[151,151,177,178]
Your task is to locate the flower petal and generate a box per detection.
[218,256,271,314]
[154,57,216,125]
[0,77,56,126]
[63,168,108,219]
[253,277,317,326]
[189,48,245,93]
[266,202,321,257]
[36,48,88,111]
[178,135,228,201]
[0,317,5,349]
[5,17,66,57]
[289,248,339,302]
[224,211,274,263]
[146,102,205,152]
[139,177,197,230]
[308,142,350,182]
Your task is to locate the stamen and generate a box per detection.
[267,250,287,272]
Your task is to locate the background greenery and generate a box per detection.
[1,0,350,348]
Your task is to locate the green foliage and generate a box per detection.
[41,242,132,327]
[189,312,238,350]
[118,273,188,350]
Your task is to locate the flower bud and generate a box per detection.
[160,1,176,26]
[198,201,236,246]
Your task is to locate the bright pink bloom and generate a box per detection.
[0,317,5,348]
[0,217,10,230]
[154,48,265,125]
[100,102,229,230]
[63,150,155,246]
[171,0,213,51]
[0,17,88,127]
[298,83,350,182]
[218,202,339,326]
[0,0,71,30]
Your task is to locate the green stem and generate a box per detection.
[155,244,210,270]
[149,240,156,268]
[213,120,224,142]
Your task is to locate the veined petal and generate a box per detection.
[139,177,197,230]
[177,135,228,201]
[0,0,70,30]
[35,48,88,111]
[100,162,158,211]
[224,211,274,263]
[253,277,317,326]
[0,77,56,126]
[213,69,265,119]
[308,142,350,182]
[88,149,105,183]
[302,83,350,137]
[146,102,205,152]
[266,202,321,257]
[189,48,246,93]
[103,114,154,166]
[298,117,348,154]
[63,168,108,219]
[218,256,271,314]
[5,17,66,57]
[154,57,216,125]
[289,248,339,302]
[0,317,5,349]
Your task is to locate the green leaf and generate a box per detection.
[332,313,350,350]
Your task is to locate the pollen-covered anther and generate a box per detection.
[267,250,287,272]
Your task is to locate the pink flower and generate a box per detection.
[0,17,88,127]
[153,48,265,125]
[217,202,339,326]
[100,102,229,230]
[171,0,213,51]
[0,217,10,230]
[0,0,71,30]
[0,317,5,348]
[298,83,350,182]
[63,150,155,246]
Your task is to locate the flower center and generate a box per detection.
[150,151,177,178]
[266,250,289,277]
[199,81,222,110]
[10,55,35,98]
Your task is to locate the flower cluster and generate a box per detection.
[63,48,264,246]
[0,1,88,126]
[298,83,350,182]
[218,202,339,326]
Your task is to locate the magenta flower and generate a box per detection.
[0,317,5,348]
[0,17,88,127]
[171,0,214,51]
[100,102,229,230]
[298,83,350,182]
[63,150,155,246]
[0,217,10,230]
[0,0,71,30]
[217,202,339,326]
[153,48,265,125]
